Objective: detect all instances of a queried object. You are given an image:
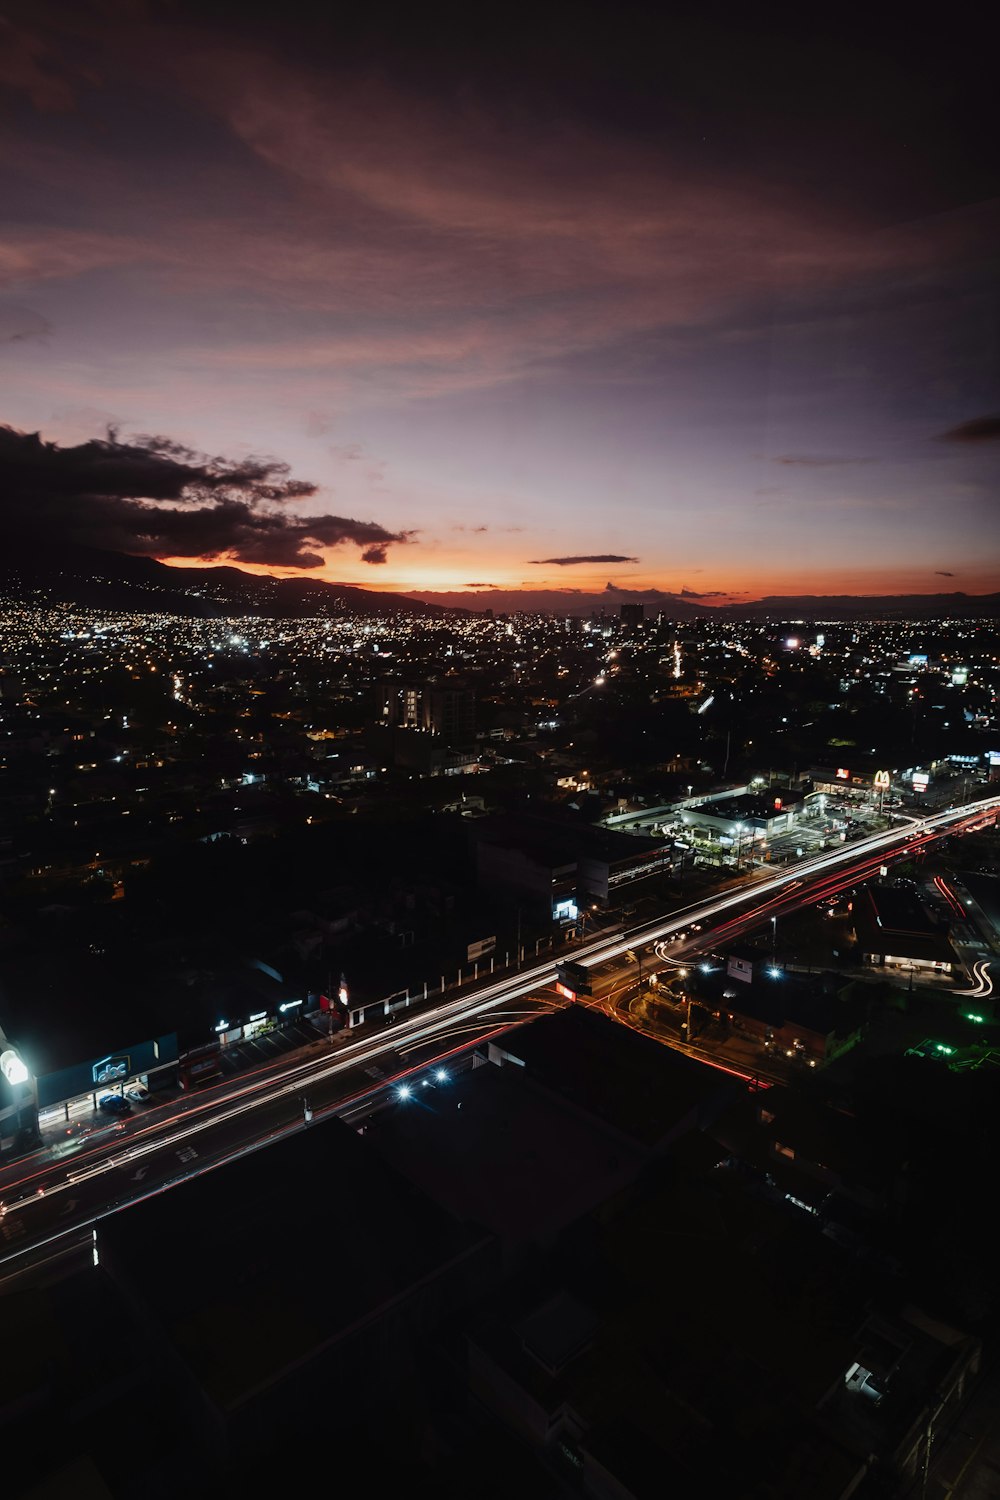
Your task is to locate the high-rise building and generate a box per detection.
[423,685,475,743]
[620,603,645,626]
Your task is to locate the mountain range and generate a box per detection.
[403,584,1000,621]
[0,544,457,618]
[0,545,997,621]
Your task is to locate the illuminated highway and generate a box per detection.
[0,792,996,1281]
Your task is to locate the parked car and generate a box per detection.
[125,1084,148,1104]
[98,1093,130,1115]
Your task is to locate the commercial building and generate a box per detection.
[0,954,180,1147]
[674,790,805,861]
[472,815,673,919]
[853,886,960,975]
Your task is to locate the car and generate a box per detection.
[125,1084,148,1104]
[98,1093,131,1115]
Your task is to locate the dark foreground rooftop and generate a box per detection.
[99,1114,491,1412]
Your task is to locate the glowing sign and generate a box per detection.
[0,1049,29,1086]
[92,1055,129,1085]
[912,772,930,791]
[874,770,890,790]
[836,767,849,780]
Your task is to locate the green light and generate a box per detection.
[934,1043,955,1055]
[965,1013,985,1024]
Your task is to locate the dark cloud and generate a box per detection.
[680,588,728,597]
[531,554,639,566]
[451,524,490,533]
[935,570,955,576]
[772,454,877,467]
[465,581,497,588]
[0,424,411,568]
[938,414,1000,443]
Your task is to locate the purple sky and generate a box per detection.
[1,2,998,601]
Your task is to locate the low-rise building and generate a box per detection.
[853,885,960,975]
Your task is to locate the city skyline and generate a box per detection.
[1,1,998,603]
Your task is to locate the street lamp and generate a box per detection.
[771,916,777,966]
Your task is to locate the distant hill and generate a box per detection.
[404,585,1000,621]
[715,592,1000,621]
[0,544,461,618]
[1,547,995,622]
[402,586,712,619]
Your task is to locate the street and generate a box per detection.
[1,792,997,1289]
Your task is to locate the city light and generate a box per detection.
[0,1049,29,1086]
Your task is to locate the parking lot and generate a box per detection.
[214,1014,332,1074]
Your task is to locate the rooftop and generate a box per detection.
[498,1003,739,1148]
[100,1115,489,1411]
[368,1059,647,1251]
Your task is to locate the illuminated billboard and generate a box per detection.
[92,1055,130,1085]
[0,1048,29,1086]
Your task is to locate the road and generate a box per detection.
[1,792,997,1283]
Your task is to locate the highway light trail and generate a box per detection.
[956,959,994,999]
[934,875,968,921]
[1,794,997,1262]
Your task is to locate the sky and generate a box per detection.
[1,0,998,605]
